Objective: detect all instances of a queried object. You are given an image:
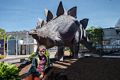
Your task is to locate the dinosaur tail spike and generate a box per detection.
[67,6,77,18]
[80,18,89,29]
[56,1,64,17]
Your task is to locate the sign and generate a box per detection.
[0,39,4,55]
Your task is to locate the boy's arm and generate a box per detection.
[32,58,37,68]
[27,57,38,74]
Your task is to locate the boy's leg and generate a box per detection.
[33,73,45,80]
[39,71,45,79]
[34,76,40,80]
[33,74,41,80]
[32,70,41,80]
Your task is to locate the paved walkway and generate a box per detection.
[0,55,29,63]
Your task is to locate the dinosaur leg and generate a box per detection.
[70,43,79,58]
[55,46,65,61]
[74,44,80,58]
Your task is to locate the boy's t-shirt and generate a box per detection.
[37,55,47,72]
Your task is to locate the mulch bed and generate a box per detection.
[17,57,120,80]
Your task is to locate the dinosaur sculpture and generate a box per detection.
[29,1,96,60]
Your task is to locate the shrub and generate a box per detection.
[0,62,20,80]
[28,52,36,61]
[0,55,6,59]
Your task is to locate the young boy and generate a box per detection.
[36,45,47,79]
[28,45,47,80]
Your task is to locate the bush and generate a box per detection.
[0,62,20,80]
[28,52,36,61]
[0,55,6,59]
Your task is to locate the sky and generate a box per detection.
[0,0,120,32]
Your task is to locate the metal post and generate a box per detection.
[7,35,11,56]
[7,37,8,55]
[16,35,18,55]
[3,35,5,55]
[26,32,29,55]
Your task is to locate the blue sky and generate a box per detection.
[0,0,120,32]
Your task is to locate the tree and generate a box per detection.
[0,28,7,41]
[0,28,6,39]
[87,26,103,46]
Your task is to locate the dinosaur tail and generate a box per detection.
[79,19,97,54]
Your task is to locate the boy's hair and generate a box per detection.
[39,45,46,51]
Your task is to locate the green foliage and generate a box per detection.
[28,52,36,61]
[0,28,6,40]
[87,26,103,45]
[45,51,49,57]
[0,55,6,59]
[0,62,20,80]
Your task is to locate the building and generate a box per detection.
[115,18,120,28]
[6,31,37,55]
[101,18,120,53]
[102,27,120,51]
